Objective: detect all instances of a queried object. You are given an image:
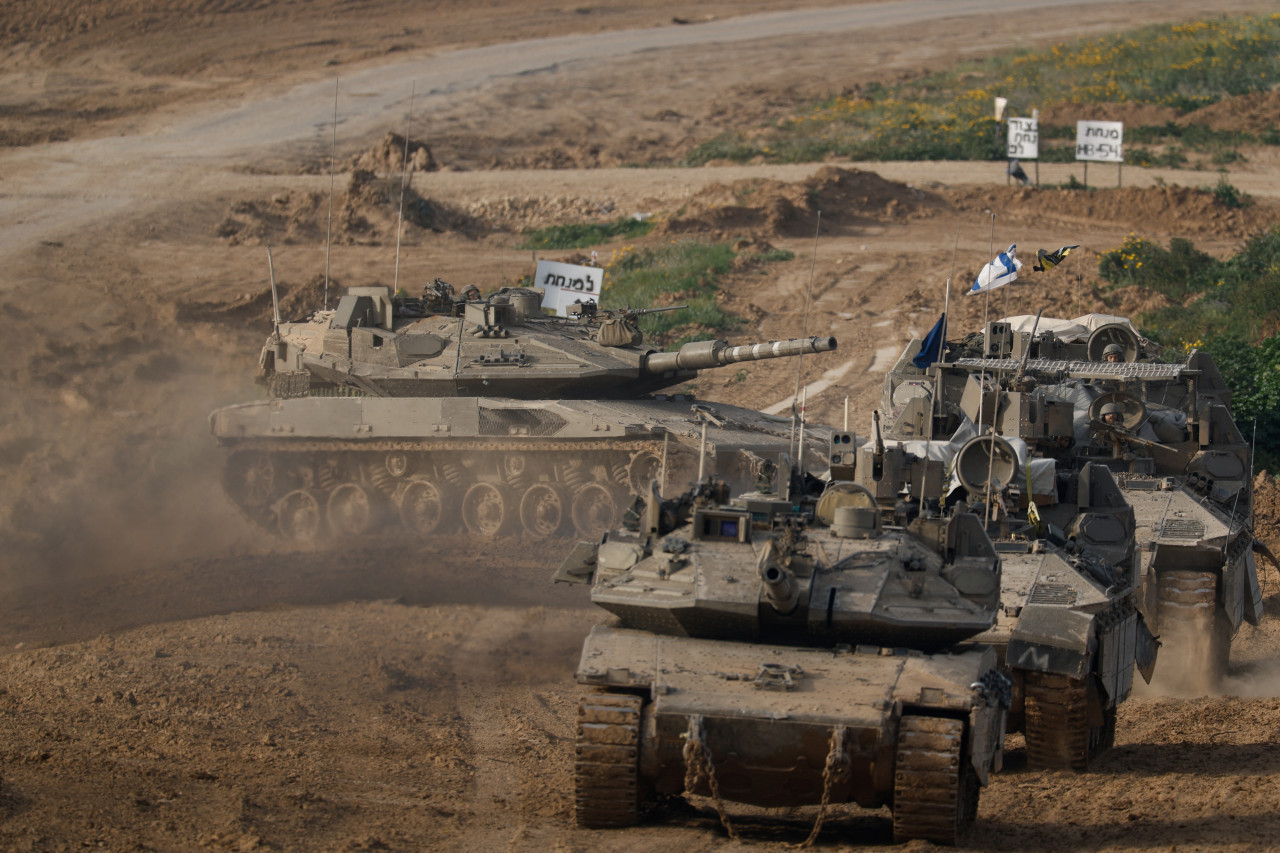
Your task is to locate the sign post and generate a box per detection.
[534,259,605,317]
[1075,120,1124,188]
[1007,117,1038,186]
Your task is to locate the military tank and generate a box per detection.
[554,468,1010,844]
[211,281,837,542]
[875,312,1261,692]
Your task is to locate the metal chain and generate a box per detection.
[786,725,849,850]
[682,715,741,841]
[681,717,850,848]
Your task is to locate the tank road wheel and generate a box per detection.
[326,482,374,536]
[276,489,323,543]
[575,692,642,829]
[398,479,449,535]
[571,482,618,539]
[1023,671,1092,770]
[225,451,276,509]
[1156,569,1226,693]
[519,483,565,539]
[503,453,528,481]
[461,482,511,537]
[892,715,975,845]
[384,452,409,478]
[626,451,664,495]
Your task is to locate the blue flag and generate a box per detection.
[913,313,946,369]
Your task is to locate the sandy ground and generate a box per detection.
[2,1,1280,850]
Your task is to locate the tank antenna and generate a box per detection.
[267,246,281,334]
[393,81,417,294]
[324,77,338,311]
[920,233,958,517]
[790,210,821,461]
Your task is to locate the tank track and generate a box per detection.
[892,715,976,845]
[220,438,694,543]
[1156,569,1229,689]
[574,692,643,829]
[1023,671,1117,770]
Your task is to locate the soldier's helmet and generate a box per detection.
[1100,402,1123,418]
[1102,343,1125,359]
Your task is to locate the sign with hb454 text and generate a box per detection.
[1007,117,1038,159]
[1075,120,1124,163]
[535,259,604,317]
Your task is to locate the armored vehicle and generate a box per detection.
[876,312,1261,692]
[846,417,1153,769]
[554,471,1010,844]
[211,282,837,542]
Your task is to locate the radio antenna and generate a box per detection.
[324,78,339,311]
[790,210,821,461]
[393,81,417,293]
[267,246,281,334]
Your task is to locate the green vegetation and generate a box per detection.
[1204,334,1280,473]
[598,240,793,345]
[519,216,653,250]
[682,13,1280,166]
[1097,228,1280,470]
[1209,174,1253,208]
[599,240,738,344]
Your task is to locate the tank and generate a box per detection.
[211,282,837,542]
[554,470,1010,844]
[877,311,1260,692]
[853,422,1154,768]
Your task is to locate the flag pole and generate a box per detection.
[983,212,995,329]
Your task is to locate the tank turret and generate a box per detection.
[555,475,1009,844]
[258,284,835,399]
[213,282,839,544]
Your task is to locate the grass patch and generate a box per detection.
[599,241,794,345]
[600,240,738,344]
[682,13,1280,166]
[1119,228,1280,343]
[519,216,653,250]
[1096,227,1280,470]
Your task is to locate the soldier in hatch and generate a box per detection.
[1103,343,1124,364]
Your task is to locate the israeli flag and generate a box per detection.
[968,243,1022,295]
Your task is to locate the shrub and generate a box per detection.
[519,216,653,250]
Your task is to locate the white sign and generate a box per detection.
[534,259,604,317]
[1007,117,1038,159]
[1075,120,1124,163]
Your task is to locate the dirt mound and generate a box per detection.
[175,274,336,329]
[1037,101,1182,128]
[1255,472,1280,557]
[1181,90,1280,134]
[941,183,1276,242]
[351,132,439,175]
[658,165,939,239]
[215,171,476,248]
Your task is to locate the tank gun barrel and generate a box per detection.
[757,539,801,615]
[644,336,837,374]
